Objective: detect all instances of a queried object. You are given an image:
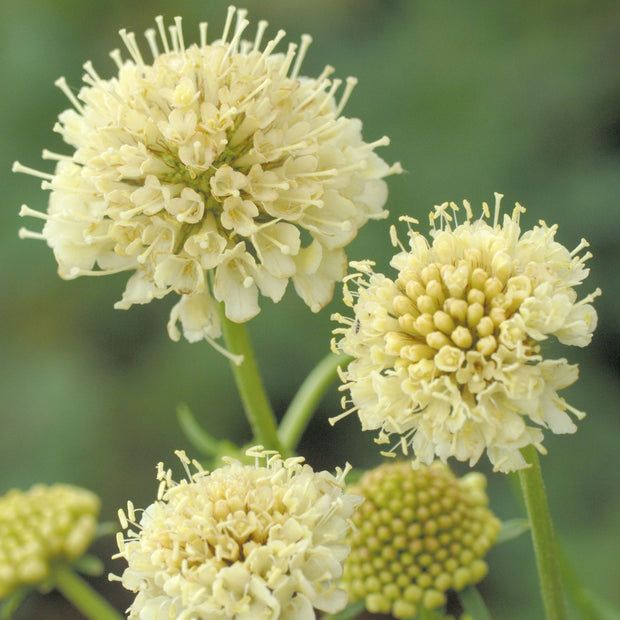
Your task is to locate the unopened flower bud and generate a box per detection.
[0,484,100,599]
[342,461,500,619]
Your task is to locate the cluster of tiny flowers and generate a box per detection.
[112,447,361,619]
[333,194,600,472]
[15,6,400,349]
[0,484,100,599]
[342,461,500,619]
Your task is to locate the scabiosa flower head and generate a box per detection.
[332,194,600,472]
[112,447,361,619]
[15,7,401,349]
[342,461,500,619]
[0,484,100,598]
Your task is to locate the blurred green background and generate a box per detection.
[1,1,618,618]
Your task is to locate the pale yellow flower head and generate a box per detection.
[15,6,400,348]
[0,484,100,598]
[112,447,361,619]
[333,194,600,472]
[343,461,500,618]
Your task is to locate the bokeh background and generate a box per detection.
[1,1,618,618]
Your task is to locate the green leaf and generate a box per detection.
[72,554,104,576]
[459,585,492,620]
[418,605,447,619]
[495,517,530,544]
[0,586,30,619]
[95,520,119,539]
[577,589,620,620]
[557,542,620,620]
[321,599,366,620]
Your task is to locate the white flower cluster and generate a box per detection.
[15,7,400,347]
[333,194,600,472]
[112,448,361,619]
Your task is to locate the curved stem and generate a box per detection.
[518,445,567,620]
[177,403,222,458]
[278,353,350,452]
[51,563,124,620]
[220,313,286,455]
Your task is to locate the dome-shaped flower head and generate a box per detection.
[111,447,361,619]
[332,194,600,472]
[15,6,401,349]
[342,461,500,618]
[0,484,100,599]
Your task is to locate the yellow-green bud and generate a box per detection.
[342,461,500,619]
[0,484,100,599]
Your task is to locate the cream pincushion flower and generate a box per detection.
[15,7,400,347]
[332,194,600,472]
[112,448,361,619]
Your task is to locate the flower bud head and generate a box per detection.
[342,461,500,619]
[0,484,100,598]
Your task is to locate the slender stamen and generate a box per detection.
[42,149,72,162]
[144,28,159,59]
[293,78,331,113]
[54,77,84,113]
[168,25,179,53]
[253,19,268,51]
[109,49,124,70]
[155,16,170,54]
[12,161,54,180]
[119,30,145,67]
[172,17,184,52]
[233,9,249,49]
[252,29,286,75]
[220,5,237,44]
[335,77,358,116]
[291,34,312,79]
[238,77,271,106]
[82,60,102,84]
[278,42,298,78]
[18,228,46,240]
[218,17,250,72]
[199,22,208,48]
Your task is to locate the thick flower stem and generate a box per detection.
[220,314,286,455]
[518,445,567,620]
[278,353,351,452]
[51,563,124,620]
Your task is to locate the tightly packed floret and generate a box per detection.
[0,484,100,598]
[112,447,361,619]
[342,461,500,618]
[15,6,400,348]
[333,194,600,472]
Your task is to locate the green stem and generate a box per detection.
[278,353,350,452]
[51,563,124,620]
[220,312,286,455]
[518,445,567,620]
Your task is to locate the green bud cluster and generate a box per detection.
[342,461,500,619]
[0,484,100,599]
